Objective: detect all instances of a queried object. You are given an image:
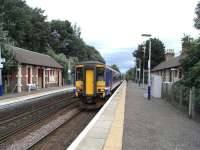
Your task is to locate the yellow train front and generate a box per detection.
[74,61,122,109]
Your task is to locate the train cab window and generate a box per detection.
[76,67,83,81]
[96,67,105,81]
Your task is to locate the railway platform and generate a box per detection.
[68,81,126,150]
[0,85,74,106]
[68,81,200,150]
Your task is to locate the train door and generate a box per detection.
[86,69,94,95]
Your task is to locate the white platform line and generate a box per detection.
[67,81,125,150]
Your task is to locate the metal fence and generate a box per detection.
[162,82,200,120]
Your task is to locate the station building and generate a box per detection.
[6,46,63,93]
[152,49,183,83]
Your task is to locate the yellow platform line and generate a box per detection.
[103,83,126,150]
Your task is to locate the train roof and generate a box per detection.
[106,65,121,74]
[76,61,120,74]
[78,61,105,65]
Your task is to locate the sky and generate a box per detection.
[26,0,200,73]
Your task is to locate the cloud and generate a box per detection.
[26,0,200,72]
[100,48,135,73]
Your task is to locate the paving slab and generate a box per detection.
[123,82,200,150]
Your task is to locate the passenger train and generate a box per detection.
[74,61,122,109]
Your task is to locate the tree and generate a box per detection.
[47,48,78,82]
[48,20,105,63]
[180,37,200,88]
[179,1,200,89]
[194,2,200,29]
[0,13,17,73]
[111,64,120,72]
[1,0,105,63]
[126,68,135,80]
[181,34,194,49]
[1,0,49,52]
[133,38,165,70]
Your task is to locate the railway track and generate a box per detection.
[0,93,79,142]
[0,84,121,150]
[28,110,96,150]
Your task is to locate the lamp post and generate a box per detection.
[142,34,152,99]
[135,59,138,83]
[142,45,146,88]
[67,58,71,85]
[138,58,141,86]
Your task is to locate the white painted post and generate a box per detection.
[189,87,194,119]
[59,69,62,86]
[30,66,32,84]
[36,66,38,88]
[17,64,22,93]
[43,68,46,88]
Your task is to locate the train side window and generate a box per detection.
[76,67,83,81]
[96,67,105,81]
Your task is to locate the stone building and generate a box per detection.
[5,46,63,93]
[152,49,183,83]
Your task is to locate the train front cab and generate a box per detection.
[75,64,105,97]
[75,65,84,97]
[75,63,106,102]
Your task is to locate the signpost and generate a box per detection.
[0,44,5,96]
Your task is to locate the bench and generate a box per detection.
[27,84,37,92]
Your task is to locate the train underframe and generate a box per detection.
[78,92,111,109]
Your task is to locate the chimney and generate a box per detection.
[181,46,187,56]
[165,49,175,61]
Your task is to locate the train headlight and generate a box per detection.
[98,89,105,92]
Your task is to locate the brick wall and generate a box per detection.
[32,66,38,84]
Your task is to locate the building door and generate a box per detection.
[28,67,31,84]
[86,69,94,95]
[57,70,60,86]
[38,68,43,88]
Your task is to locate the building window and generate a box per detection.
[179,69,182,78]
[175,70,178,78]
[45,70,50,82]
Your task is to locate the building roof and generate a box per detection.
[12,46,63,68]
[152,56,182,71]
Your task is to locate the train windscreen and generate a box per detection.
[96,67,105,81]
[76,67,83,81]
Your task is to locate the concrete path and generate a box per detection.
[123,82,200,150]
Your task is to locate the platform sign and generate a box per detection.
[0,58,5,63]
[0,64,3,69]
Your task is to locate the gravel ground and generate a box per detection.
[29,110,96,150]
[123,82,200,150]
[0,104,79,150]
